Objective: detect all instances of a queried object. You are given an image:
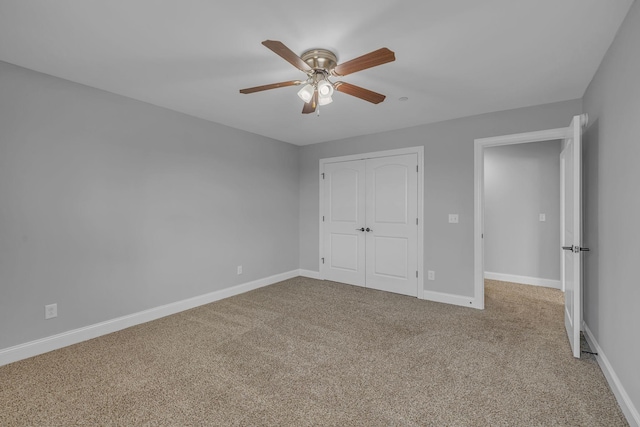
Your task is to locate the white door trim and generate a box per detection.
[473,127,571,309]
[319,146,424,299]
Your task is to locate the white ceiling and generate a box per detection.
[0,1,633,145]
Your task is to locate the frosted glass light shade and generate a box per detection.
[318,95,333,106]
[317,80,334,97]
[297,84,314,103]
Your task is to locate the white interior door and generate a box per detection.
[561,115,584,358]
[323,160,366,286]
[322,154,418,297]
[365,154,418,296]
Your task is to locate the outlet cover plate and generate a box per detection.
[448,214,459,223]
[45,303,57,319]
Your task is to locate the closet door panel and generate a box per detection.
[365,154,418,296]
[322,161,366,286]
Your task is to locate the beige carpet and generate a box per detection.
[0,278,628,426]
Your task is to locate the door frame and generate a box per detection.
[473,126,574,309]
[560,146,567,293]
[319,146,425,298]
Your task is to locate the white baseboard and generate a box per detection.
[484,271,561,289]
[422,290,475,308]
[583,323,639,427]
[298,269,321,280]
[0,270,299,367]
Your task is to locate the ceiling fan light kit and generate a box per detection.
[240,40,395,114]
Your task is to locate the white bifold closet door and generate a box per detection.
[323,154,418,297]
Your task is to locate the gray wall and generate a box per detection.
[299,99,582,298]
[583,0,640,413]
[484,141,561,281]
[0,61,299,349]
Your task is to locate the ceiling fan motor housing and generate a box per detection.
[301,49,337,73]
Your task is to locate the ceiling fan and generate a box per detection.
[239,40,396,114]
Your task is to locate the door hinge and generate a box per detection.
[321,173,325,179]
[416,165,418,172]
[416,218,418,225]
[321,257,325,264]
[416,271,418,278]
[322,215,325,222]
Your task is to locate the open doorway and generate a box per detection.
[473,122,579,309]
[473,115,586,358]
[483,140,562,290]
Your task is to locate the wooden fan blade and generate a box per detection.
[262,40,312,73]
[334,82,386,104]
[302,91,318,114]
[332,48,395,77]
[239,80,302,94]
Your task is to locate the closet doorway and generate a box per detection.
[319,147,424,297]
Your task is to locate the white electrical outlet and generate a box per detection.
[45,303,57,319]
[539,213,546,222]
[237,265,243,275]
[448,214,459,223]
[427,270,435,281]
